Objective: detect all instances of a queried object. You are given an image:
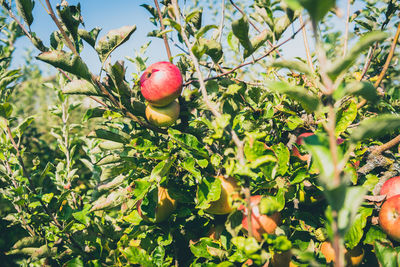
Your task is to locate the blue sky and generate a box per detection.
[10,0,359,78]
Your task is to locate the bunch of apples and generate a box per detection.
[140,61,182,127]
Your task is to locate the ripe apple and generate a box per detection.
[140,61,183,107]
[379,194,400,241]
[205,176,240,215]
[239,195,281,241]
[320,242,364,266]
[292,132,314,161]
[380,176,400,199]
[145,100,180,127]
[138,186,177,223]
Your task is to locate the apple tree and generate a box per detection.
[1,0,400,266]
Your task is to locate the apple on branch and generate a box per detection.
[145,100,180,127]
[205,176,240,215]
[137,186,177,223]
[140,61,183,107]
[239,195,281,242]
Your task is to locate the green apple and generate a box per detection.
[145,100,180,127]
[205,176,240,215]
[138,187,177,223]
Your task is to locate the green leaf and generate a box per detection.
[63,79,99,96]
[36,50,91,80]
[195,24,218,39]
[95,25,136,63]
[16,0,34,26]
[335,101,357,137]
[342,81,378,104]
[72,208,90,225]
[12,236,43,250]
[122,247,153,267]
[284,0,335,22]
[303,134,334,187]
[190,238,221,259]
[270,60,313,76]
[82,107,106,122]
[272,143,290,176]
[244,29,272,58]
[196,176,222,210]
[181,158,202,180]
[364,225,387,245]
[56,3,82,40]
[64,257,84,267]
[328,31,388,81]
[0,103,13,118]
[78,27,101,47]
[374,241,398,267]
[150,158,175,182]
[91,129,129,144]
[266,81,320,113]
[168,129,209,159]
[325,185,367,236]
[344,207,373,249]
[244,140,266,162]
[232,16,252,53]
[350,114,400,143]
[202,39,223,63]
[192,38,223,63]
[260,193,285,215]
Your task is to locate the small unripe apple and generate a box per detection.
[205,176,239,215]
[239,195,281,241]
[145,100,180,127]
[320,242,364,266]
[138,187,177,223]
[380,176,400,199]
[379,194,400,241]
[140,61,183,107]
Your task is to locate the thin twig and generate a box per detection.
[299,14,314,71]
[359,44,377,81]
[184,22,307,87]
[343,0,351,57]
[44,0,79,56]
[172,0,245,165]
[1,2,32,39]
[312,21,333,94]
[372,134,400,156]
[154,0,172,60]
[357,23,400,108]
[6,126,85,253]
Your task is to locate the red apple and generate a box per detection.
[145,100,180,127]
[138,187,177,223]
[205,176,240,215]
[379,195,400,241]
[140,61,183,107]
[292,132,314,161]
[380,176,400,199]
[239,195,281,241]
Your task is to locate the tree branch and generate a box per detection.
[172,0,245,165]
[154,0,172,60]
[184,22,307,87]
[357,22,400,108]
[44,0,79,56]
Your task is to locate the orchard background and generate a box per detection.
[0,0,400,266]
